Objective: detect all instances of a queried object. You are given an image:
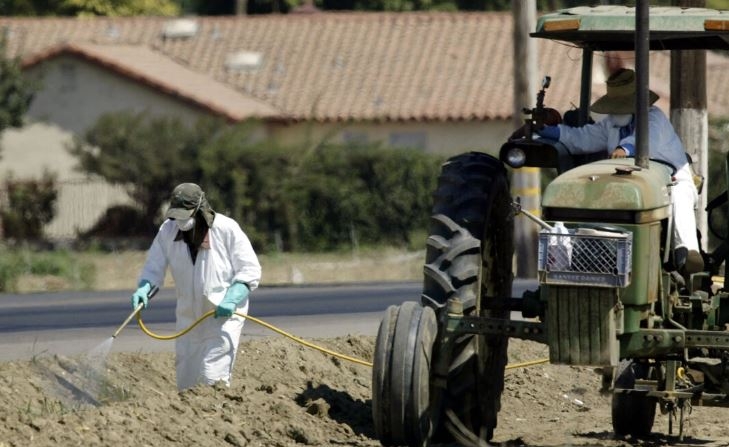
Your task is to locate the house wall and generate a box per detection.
[0,122,134,240]
[25,56,209,135]
[2,57,214,240]
[268,120,515,156]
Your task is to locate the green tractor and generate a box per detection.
[372,5,729,446]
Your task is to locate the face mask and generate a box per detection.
[175,216,195,232]
[611,114,633,127]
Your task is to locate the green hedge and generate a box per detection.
[70,113,445,253]
[199,125,444,252]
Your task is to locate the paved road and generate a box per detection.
[0,280,537,361]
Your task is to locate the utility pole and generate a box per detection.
[236,0,247,15]
[512,0,539,278]
[670,0,707,248]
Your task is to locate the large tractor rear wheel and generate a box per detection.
[422,152,514,444]
[372,301,438,447]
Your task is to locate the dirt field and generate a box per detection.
[2,334,729,447]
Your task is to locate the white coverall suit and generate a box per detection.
[139,213,262,390]
[555,106,700,253]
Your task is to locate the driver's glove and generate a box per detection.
[536,125,560,140]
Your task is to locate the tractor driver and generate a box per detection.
[534,68,704,276]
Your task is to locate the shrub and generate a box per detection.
[69,111,224,229]
[199,126,444,252]
[0,247,95,292]
[1,171,58,240]
[0,249,23,291]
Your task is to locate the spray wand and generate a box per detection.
[112,285,159,339]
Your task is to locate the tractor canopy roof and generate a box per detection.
[532,5,729,51]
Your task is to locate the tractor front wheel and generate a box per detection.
[372,301,438,447]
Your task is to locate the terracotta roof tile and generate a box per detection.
[2,13,729,122]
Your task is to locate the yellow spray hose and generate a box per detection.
[135,310,549,370]
[506,358,549,369]
[135,310,374,367]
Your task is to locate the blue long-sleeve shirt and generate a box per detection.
[548,106,688,171]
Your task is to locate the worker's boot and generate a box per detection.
[675,246,705,276]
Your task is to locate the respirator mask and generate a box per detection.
[174,192,204,232]
[175,216,195,232]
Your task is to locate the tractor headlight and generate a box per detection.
[505,148,526,168]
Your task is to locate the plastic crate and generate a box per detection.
[537,226,632,288]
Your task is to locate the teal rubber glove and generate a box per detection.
[215,282,250,318]
[131,280,153,310]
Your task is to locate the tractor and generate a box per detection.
[372,5,729,446]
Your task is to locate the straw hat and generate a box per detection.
[590,68,659,114]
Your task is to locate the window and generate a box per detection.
[389,131,426,150]
[342,131,369,146]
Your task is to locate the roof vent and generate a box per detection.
[225,51,264,72]
[162,19,199,39]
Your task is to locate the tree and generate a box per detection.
[68,111,224,233]
[197,120,293,250]
[0,0,179,15]
[60,0,179,16]
[0,37,35,153]
[175,0,600,14]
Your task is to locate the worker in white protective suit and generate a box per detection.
[536,68,704,276]
[131,183,261,390]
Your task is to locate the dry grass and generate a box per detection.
[69,247,424,292]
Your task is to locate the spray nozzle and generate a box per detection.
[112,285,159,339]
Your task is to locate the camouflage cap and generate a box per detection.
[165,183,205,220]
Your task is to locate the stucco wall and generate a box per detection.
[0,122,133,239]
[1,121,78,180]
[25,55,209,135]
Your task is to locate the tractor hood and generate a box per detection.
[541,159,672,224]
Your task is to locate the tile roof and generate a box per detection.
[2,13,729,122]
